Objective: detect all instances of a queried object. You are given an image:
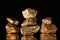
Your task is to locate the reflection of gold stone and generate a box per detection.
[5,23,19,33]
[6,34,19,40]
[40,17,57,33]
[20,25,40,35]
[22,8,37,19]
[7,18,19,25]
[40,34,57,40]
[21,18,36,26]
[21,36,37,40]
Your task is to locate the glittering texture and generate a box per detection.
[22,8,37,19]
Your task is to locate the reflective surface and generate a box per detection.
[21,35,37,40]
[6,34,57,40]
[40,34,57,40]
[6,34,19,40]
[6,34,37,40]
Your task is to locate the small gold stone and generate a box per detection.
[21,18,36,26]
[7,17,19,25]
[40,34,57,40]
[5,23,19,33]
[42,17,52,24]
[21,36,37,40]
[22,8,37,19]
[20,25,40,35]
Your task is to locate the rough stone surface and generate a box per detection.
[20,25,40,35]
[22,8,37,19]
[42,17,52,25]
[21,18,36,26]
[5,23,19,33]
[40,17,57,33]
[6,34,19,40]
[40,23,57,33]
[7,18,19,25]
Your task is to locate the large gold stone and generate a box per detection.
[22,8,37,19]
[21,36,37,40]
[40,23,57,33]
[6,34,19,40]
[21,18,36,26]
[20,25,40,35]
[5,23,19,33]
[40,34,57,40]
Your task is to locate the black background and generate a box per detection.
[0,0,60,40]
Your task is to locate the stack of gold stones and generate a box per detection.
[40,17,57,40]
[5,8,57,40]
[20,8,40,40]
[5,18,19,40]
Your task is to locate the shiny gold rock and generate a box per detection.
[40,17,57,33]
[20,25,40,35]
[21,18,36,26]
[40,34,57,40]
[7,17,19,25]
[5,23,19,33]
[21,36,37,40]
[6,34,19,40]
[40,24,57,33]
[22,8,37,19]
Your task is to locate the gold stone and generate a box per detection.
[22,8,37,19]
[6,34,19,40]
[20,25,40,35]
[21,18,36,26]
[5,23,19,33]
[40,17,57,33]
[21,36,37,40]
[40,34,57,40]
[7,17,19,25]
[42,17,52,24]
[40,24,57,33]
